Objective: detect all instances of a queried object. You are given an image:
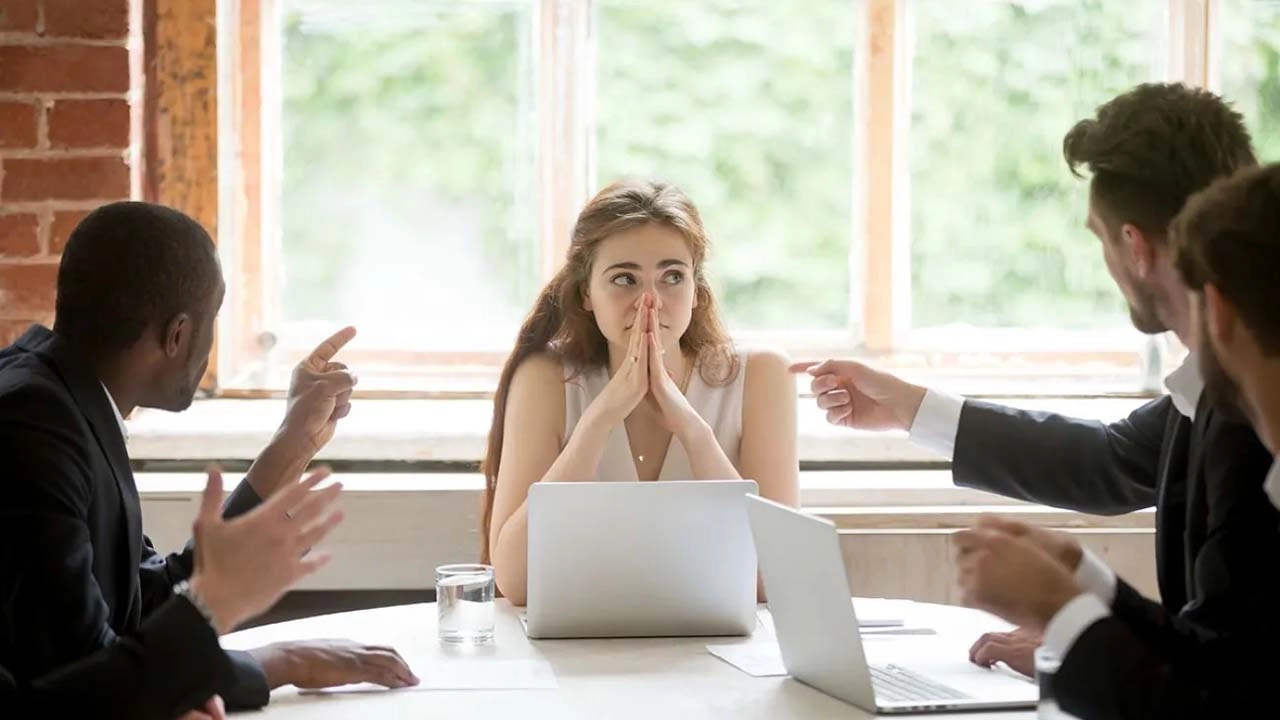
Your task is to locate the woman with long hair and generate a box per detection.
[482,179,799,604]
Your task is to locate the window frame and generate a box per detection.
[154,0,1222,396]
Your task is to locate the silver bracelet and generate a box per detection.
[173,579,217,629]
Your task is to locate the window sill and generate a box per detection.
[125,395,1153,465]
[136,469,1153,592]
[136,468,1156,520]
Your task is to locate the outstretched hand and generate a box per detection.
[281,326,360,456]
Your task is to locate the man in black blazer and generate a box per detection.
[0,202,417,711]
[795,83,1277,676]
[953,161,1280,719]
[1,465,345,719]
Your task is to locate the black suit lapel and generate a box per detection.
[16,327,143,617]
[1182,403,1214,605]
[1154,408,1191,613]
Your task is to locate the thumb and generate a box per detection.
[206,695,226,720]
[199,464,224,521]
[790,359,843,376]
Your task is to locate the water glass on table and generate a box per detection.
[436,564,496,645]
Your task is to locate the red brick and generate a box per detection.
[0,263,59,315]
[50,210,91,253]
[0,214,40,257]
[2,156,130,201]
[48,99,130,149]
[0,46,130,93]
[0,101,39,149]
[0,319,43,346]
[0,0,40,33]
[43,0,130,40]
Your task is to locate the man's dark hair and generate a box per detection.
[53,201,221,354]
[1173,163,1280,355]
[1063,82,1257,241]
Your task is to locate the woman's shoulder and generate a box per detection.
[510,351,568,392]
[695,343,789,389]
[742,346,792,386]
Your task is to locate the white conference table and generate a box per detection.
[224,599,1039,719]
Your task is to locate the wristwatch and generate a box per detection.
[173,579,217,629]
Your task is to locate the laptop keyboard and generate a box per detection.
[870,664,972,704]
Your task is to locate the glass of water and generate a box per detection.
[436,564,495,645]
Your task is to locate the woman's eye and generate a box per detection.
[663,271,685,285]
[611,274,635,286]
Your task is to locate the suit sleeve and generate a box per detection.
[133,481,269,710]
[1050,408,1280,719]
[0,597,234,720]
[137,480,264,615]
[0,403,269,710]
[1086,411,1280,657]
[1053,596,1270,720]
[951,396,1169,514]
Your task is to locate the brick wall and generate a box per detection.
[0,0,136,345]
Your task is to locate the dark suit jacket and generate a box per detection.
[0,596,234,719]
[1050,578,1279,719]
[0,326,269,709]
[954,395,1280,717]
[955,394,1276,624]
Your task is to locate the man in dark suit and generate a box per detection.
[1,465,344,719]
[953,161,1280,719]
[794,82,1277,675]
[0,202,417,711]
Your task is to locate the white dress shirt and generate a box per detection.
[904,355,1203,659]
[1266,458,1280,521]
[100,382,129,442]
[907,353,1203,458]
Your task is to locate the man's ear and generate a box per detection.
[163,313,192,359]
[1121,223,1157,279]
[1203,283,1237,350]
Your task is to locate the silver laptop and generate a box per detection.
[524,480,758,639]
[745,495,1038,714]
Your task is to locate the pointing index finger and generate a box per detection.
[307,326,357,370]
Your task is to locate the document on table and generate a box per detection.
[304,656,558,693]
[707,642,788,677]
[754,598,923,638]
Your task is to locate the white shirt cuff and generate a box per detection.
[907,389,963,460]
[1074,548,1118,605]
[1042,593,1111,660]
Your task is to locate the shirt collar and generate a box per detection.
[1266,459,1280,512]
[100,382,129,442]
[1164,353,1204,421]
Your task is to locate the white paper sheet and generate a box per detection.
[707,642,788,677]
[304,656,558,693]
[712,622,938,679]
[754,599,921,638]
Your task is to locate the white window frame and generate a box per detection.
[211,0,1222,397]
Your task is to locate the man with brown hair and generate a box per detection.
[953,162,1280,719]
[793,82,1277,675]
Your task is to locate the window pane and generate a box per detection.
[595,0,857,331]
[908,0,1167,332]
[1219,0,1280,163]
[279,0,537,349]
